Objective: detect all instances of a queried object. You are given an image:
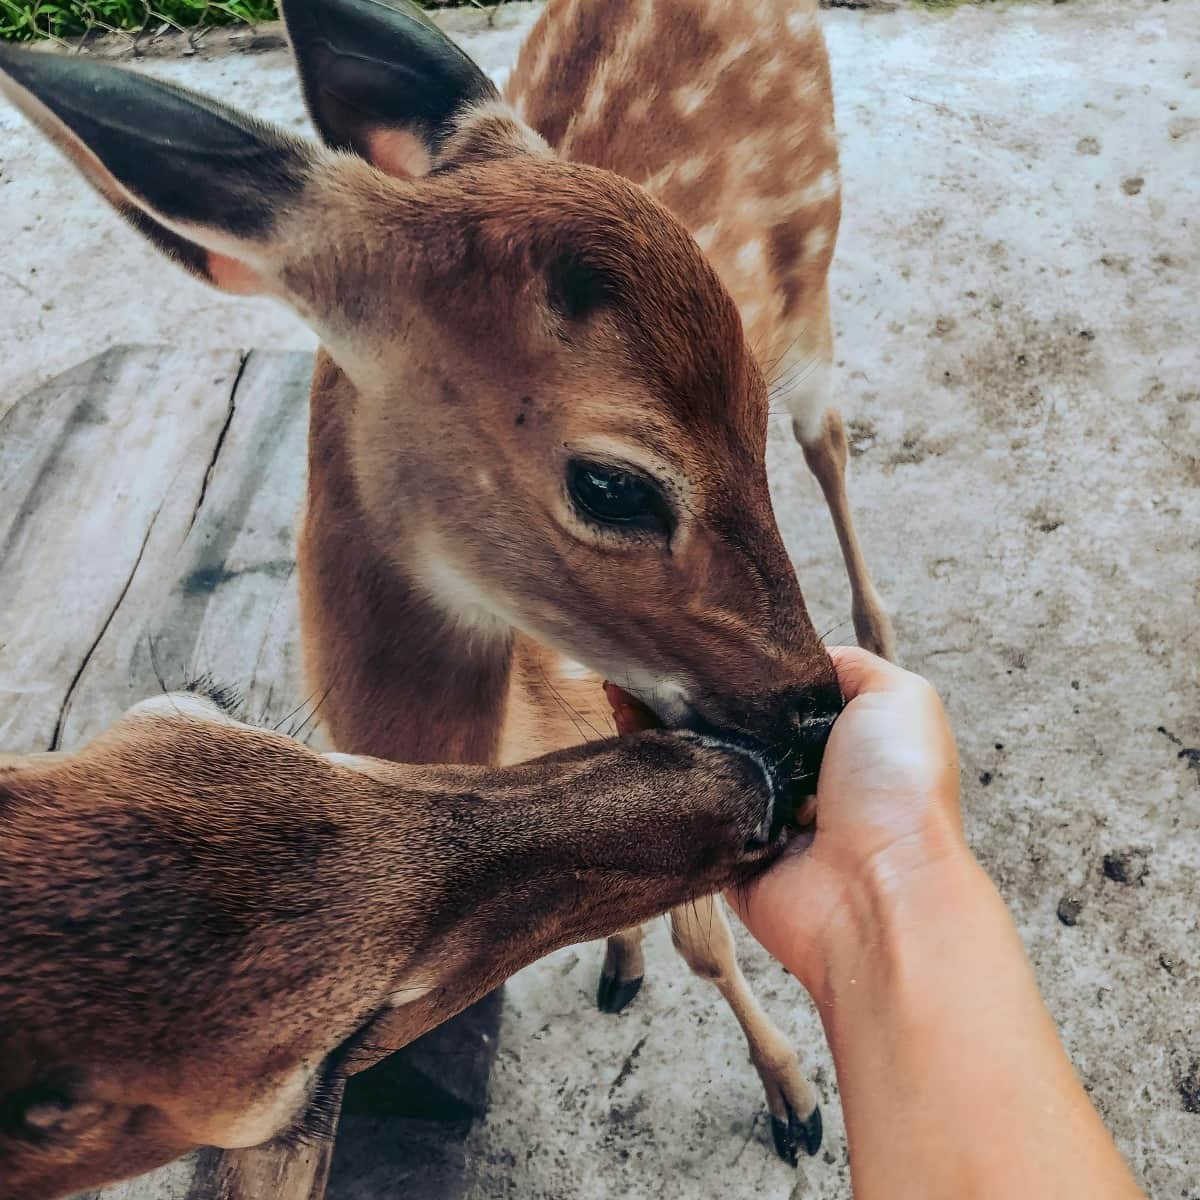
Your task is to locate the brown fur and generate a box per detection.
[0,695,780,1200]
[0,0,894,1178]
[293,3,883,1162]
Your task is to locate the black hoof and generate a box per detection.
[596,972,643,1014]
[771,1099,822,1165]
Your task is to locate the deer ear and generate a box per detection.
[0,45,313,295]
[281,0,501,177]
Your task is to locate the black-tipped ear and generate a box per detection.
[281,0,499,175]
[0,45,311,293]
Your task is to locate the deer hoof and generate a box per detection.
[596,972,643,1014]
[771,1098,823,1164]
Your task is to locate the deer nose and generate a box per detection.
[780,681,845,803]
[678,680,843,838]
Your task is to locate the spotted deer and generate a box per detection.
[0,0,892,1172]
[0,687,787,1200]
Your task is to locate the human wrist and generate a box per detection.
[795,834,986,1011]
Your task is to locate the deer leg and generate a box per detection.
[669,897,822,1163]
[597,924,646,1013]
[796,406,896,662]
[781,289,895,662]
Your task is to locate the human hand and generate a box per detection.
[730,647,966,999]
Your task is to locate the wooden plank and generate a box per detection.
[1,346,335,1200]
[54,348,316,748]
[0,346,245,751]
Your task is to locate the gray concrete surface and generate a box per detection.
[1,1,1197,1197]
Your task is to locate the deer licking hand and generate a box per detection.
[0,0,891,1170]
[0,687,789,1200]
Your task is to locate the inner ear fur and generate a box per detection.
[0,44,314,293]
[281,0,502,176]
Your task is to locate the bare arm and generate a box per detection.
[734,649,1144,1200]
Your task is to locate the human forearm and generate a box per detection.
[804,850,1144,1200]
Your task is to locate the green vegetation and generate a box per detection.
[0,0,278,41]
[0,0,507,43]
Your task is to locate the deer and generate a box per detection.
[0,0,893,1170]
[0,684,790,1200]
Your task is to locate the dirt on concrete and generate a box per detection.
[0,1,1197,1198]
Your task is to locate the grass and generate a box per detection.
[0,0,501,44]
[0,0,279,41]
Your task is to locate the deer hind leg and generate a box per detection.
[669,896,822,1163]
[597,925,646,1013]
[782,293,896,661]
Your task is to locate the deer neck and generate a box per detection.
[299,352,515,765]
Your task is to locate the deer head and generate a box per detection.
[0,0,841,792]
[0,687,784,1200]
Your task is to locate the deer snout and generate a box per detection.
[682,681,844,827]
[674,730,785,853]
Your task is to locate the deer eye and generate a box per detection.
[567,460,673,537]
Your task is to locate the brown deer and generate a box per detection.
[0,0,890,1168]
[0,685,789,1200]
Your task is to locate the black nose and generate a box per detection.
[783,682,844,800]
[684,682,844,835]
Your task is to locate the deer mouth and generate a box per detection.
[603,681,662,737]
[602,682,834,832]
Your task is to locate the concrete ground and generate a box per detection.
[2,1,1197,1197]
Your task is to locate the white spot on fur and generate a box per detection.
[693,221,721,252]
[798,170,839,208]
[621,0,658,55]
[786,10,817,37]
[560,658,594,681]
[795,76,820,103]
[579,62,612,127]
[735,239,767,275]
[389,983,434,1007]
[128,693,236,725]
[415,537,510,642]
[677,154,711,185]
[641,164,678,196]
[324,752,375,771]
[775,356,833,444]
[722,37,754,65]
[673,85,711,117]
[804,227,832,260]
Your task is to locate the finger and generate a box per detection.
[828,644,912,701]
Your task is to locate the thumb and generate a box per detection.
[828,645,912,701]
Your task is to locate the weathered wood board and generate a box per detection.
[0,346,335,1199]
[0,345,315,753]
